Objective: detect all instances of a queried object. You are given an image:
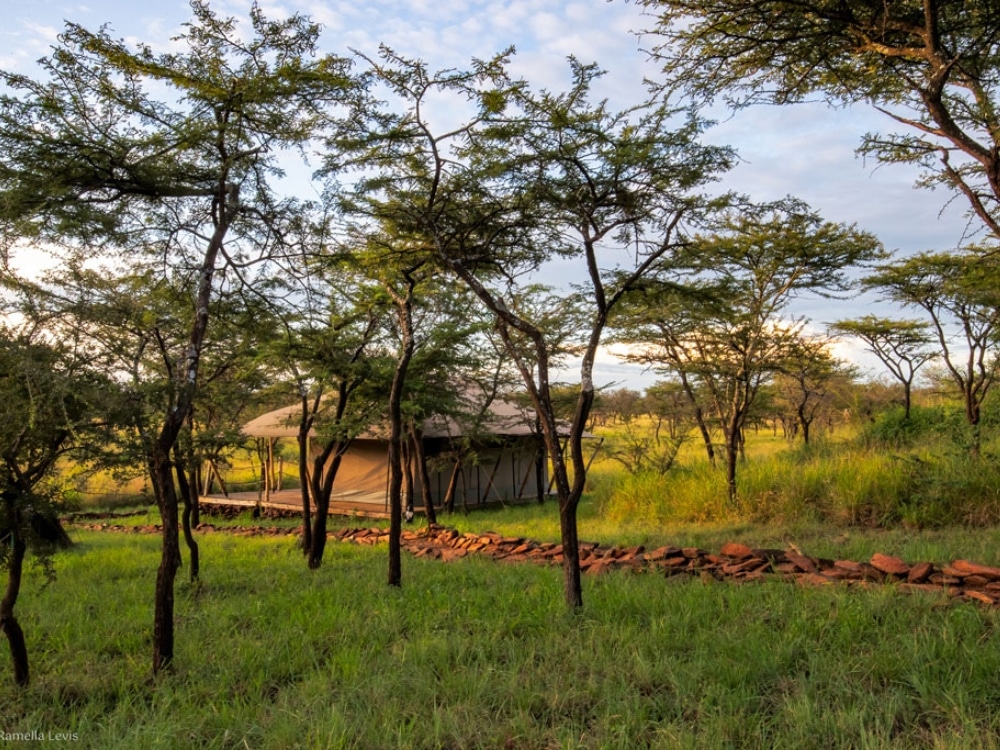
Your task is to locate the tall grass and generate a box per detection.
[595,405,1000,531]
[5,529,1000,748]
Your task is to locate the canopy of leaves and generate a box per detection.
[641,0,1000,236]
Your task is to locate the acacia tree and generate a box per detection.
[337,50,733,607]
[614,202,882,503]
[641,0,1000,240]
[0,323,115,687]
[829,315,937,419]
[0,3,356,673]
[864,249,1000,454]
[774,335,852,445]
[276,273,387,570]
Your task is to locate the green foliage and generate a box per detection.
[643,0,1000,257]
[859,405,960,449]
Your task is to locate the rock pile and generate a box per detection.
[337,524,1000,607]
[67,516,1000,607]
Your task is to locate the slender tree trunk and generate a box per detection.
[151,450,182,675]
[534,414,546,504]
[149,184,231,675]
[298,432,312,555]
[174,455,200,582]
[386,279,416,588]
[679,372,715,466]
[308,453,343,569]
[308,469,328,569]
[387,437,404,587]
[967,394,982,458]
[402,439,414,520]
[442,456,461,514]
[725,429,739,507]
[0,504,28,687]
[409,424,436,524]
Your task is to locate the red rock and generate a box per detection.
[871,553,910,577]
[720,542,754,560]
[859,564,885,582]
[439,548,468,562]
[586,560,612,576]
[964,590,997,606]
[907,562,934,583]
[723,558,768,575]
[929,573,962,586]
[645,546,681,561]
[941,565,969,579]
[663,556,688,568]
[774,562,800,575]
[682,547,708,559]
[786,552,818,574]
[963,575,991,587]
[834,560,863,573]
[951,560,1000,580]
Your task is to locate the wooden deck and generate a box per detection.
[199,489,394,519]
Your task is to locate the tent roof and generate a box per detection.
[241,395,558,440]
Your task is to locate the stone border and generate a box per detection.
[67,519,1000,607]
[338,525,1000,606]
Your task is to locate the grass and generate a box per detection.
[5,524,1000,748]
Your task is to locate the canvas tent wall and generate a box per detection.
[240,397,552,512]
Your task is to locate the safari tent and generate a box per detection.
[239,396,560,514]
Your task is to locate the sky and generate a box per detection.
[3,0,978,390]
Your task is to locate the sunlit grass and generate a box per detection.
[5,530,1000,748]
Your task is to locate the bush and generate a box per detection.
[858,405,959,449]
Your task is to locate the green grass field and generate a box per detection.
[17,405,1000,747]
[4,514,1000,749]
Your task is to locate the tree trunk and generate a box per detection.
[679,372,715,466]
[296,408,313,556]
[308,453,343,570]
[442,456,461,514]
[0,509,28,687]
[386,275,416,587]
[409,424,436,525]
[174,456,200,582]
[534,414,546,504]
[798,405,812,446]
[558,499,582,608]
[725,433,739,507]
[307,466,328,570]
[151,452,181,675]
[387,438,404,587]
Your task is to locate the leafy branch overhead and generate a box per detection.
[641,0,1000,238]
